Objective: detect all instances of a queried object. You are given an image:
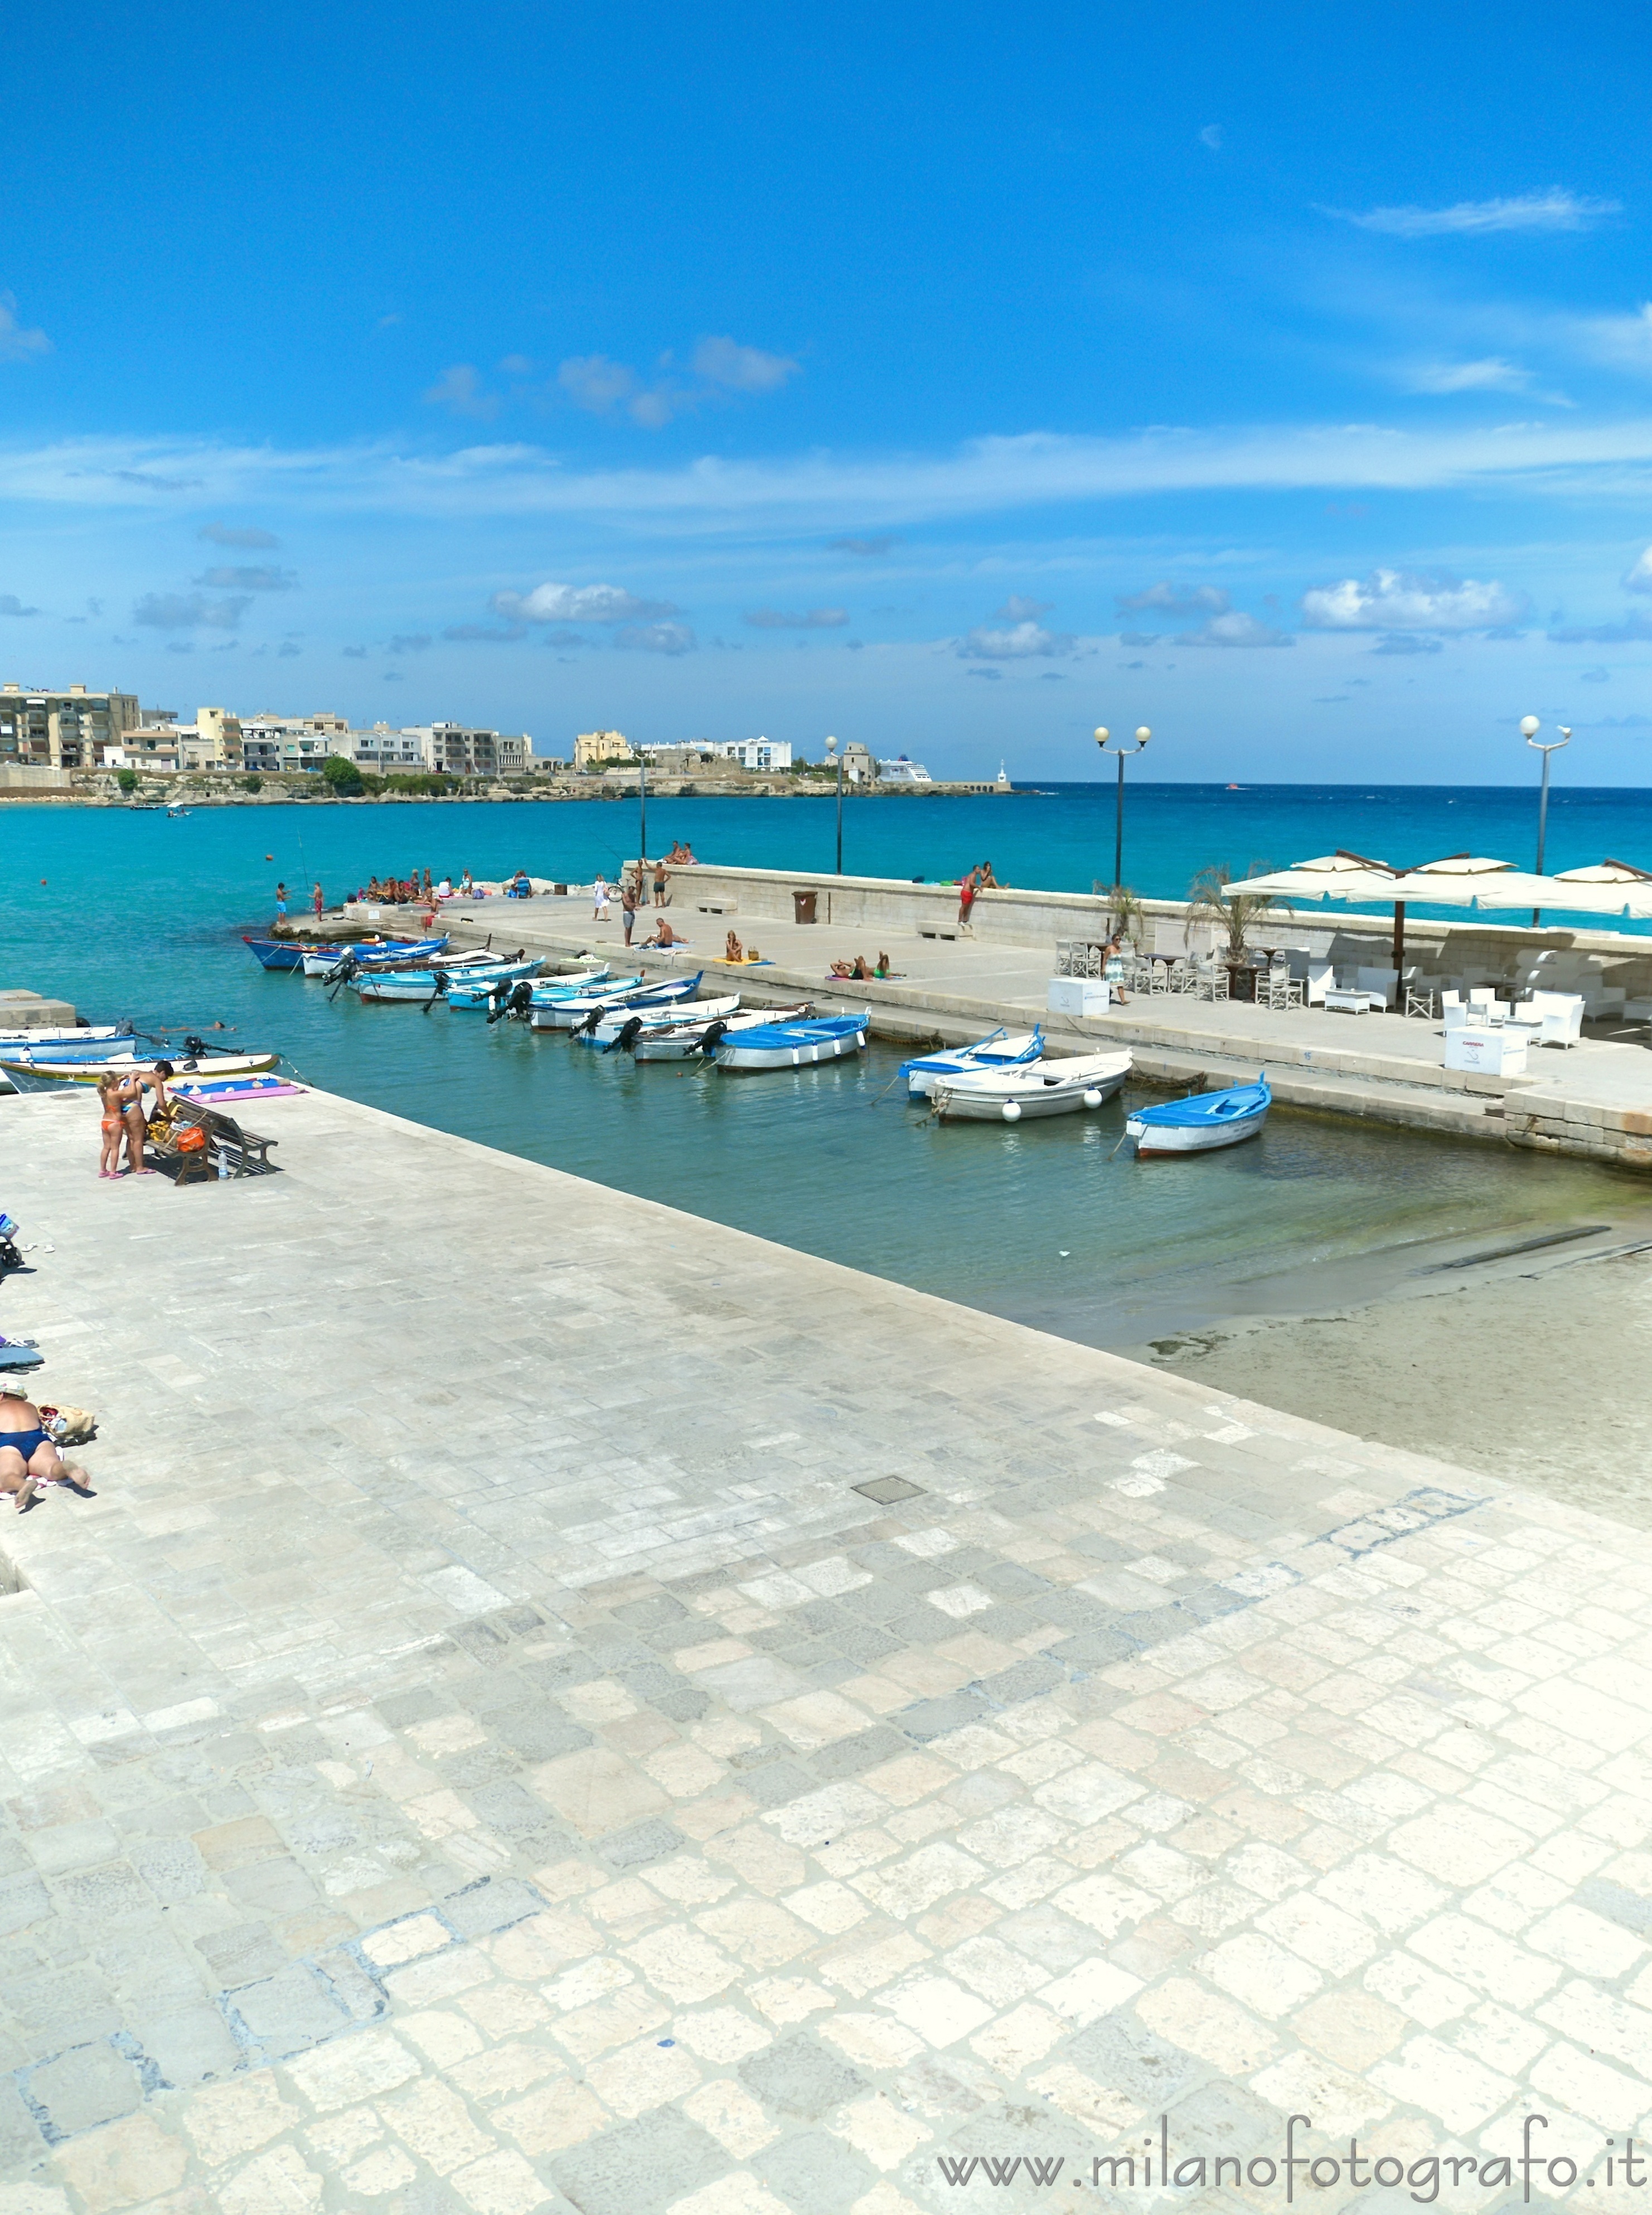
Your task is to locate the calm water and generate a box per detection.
[4,786,1649,1349]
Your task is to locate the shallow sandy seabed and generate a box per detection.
[1147,1248,1652,1526]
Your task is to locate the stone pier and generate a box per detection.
[4,1086,1652,2211]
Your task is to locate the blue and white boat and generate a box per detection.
[902,1026,1044,1100]
[531,973,705,1032]
[576,994,741,1047]
[243,935,305,970]
[714,1011,870,1071]
[351,935,449,967]
[1126,1073,1272,1156]
[445,965,613,1009]
[931,1049,1130,1123]
[0,1025,127,1049]
[353,957,540,1004]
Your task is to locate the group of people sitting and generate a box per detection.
[364,869,458,904]
[663,840,697,865]
[829,952,897,981]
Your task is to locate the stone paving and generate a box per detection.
[2,1086,1652,2211]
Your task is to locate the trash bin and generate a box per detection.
[793,889,817,924]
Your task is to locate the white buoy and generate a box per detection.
[1083,1089,1102,1108]
[1001,1099,1021,1122]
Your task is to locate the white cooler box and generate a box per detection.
[1046,977,1112,1017]
[1443,1024,1527,1077]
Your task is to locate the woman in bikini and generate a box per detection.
[0,1384,91,1511]
[96,1073,124,1179]
[116,1068,157,1176]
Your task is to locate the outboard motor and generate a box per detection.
[697,1019,730,1056]
[577,1005,604,1037]
[182,1034,207,1059]
[604,1015,645,1055]
[508,980,534,1020]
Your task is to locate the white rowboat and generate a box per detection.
[930,1050,1132,1123]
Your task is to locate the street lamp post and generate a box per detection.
[826,735,844,874]
[1094,724,1152,892]
[638,747,648,879]
[1522,714,1570,926]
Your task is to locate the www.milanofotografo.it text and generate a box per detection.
[937,2114,1640,2202]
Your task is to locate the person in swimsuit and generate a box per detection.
[0,1384,91,1511]
[96,1073,124,1179]
[116,1068,159,1176]
[652,859,667,907]
[312,882,324,920]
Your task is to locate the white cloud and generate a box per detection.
[194,565,297,591]
[743,607,848,628]
[198,521,280,549]
[1325,190,1620,238]
[960,619,1074,660]
[1623,547,1652,595]
[0,296,49,362]
[1301,568,1529,632]
[133,591,251,630]
[1116,581,1230,617]
[559,354,646,415]
[1573,303,1652,375]
[491,582,680,623]
[1548,612,1652,644]
[1199,125,1223,151]
[1181,610,1294,648]
[995,594,1052,620]
[614,621,696,655]
[1404,357,1534,395]
[423,365,499,420]
[829,535,898,556]
[691,336,799,395]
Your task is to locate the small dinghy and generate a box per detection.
[632,1004,810,1061]
[713,1012,869,1071]
[931,1050,1131,1123]
[1126,1073,1272,1156]
[579,994,741,1048]
[902,1026,1044,1100]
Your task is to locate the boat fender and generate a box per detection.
[1083,1089,1102,1109]
[1001,1100,1021,1122]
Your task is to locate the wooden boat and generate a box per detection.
[713,1012,869,1070]
[531,974,705,1032]
[632,1005,809,1060]
[1126,1073,1272,1155]
[931,1050,1131,1123]
[902,1026,1044,1100]
[353,956,540,1003]
[578,994,741,1048]
[243,935,304,970]
[2,1050,280,1086]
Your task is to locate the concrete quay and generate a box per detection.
[6,1086,1652,2209]
[349,891,1652,1168]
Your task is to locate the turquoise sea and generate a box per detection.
[4,783,1650,1350]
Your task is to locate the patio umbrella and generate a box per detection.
[1552,859,1652,920]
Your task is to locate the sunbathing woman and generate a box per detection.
[725,930,744,963]
[0,1384,93,1512]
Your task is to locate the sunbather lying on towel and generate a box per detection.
[0,1384,95,1512]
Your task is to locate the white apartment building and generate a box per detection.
[405,724,530,776]
[339,725,426,772]
[241,711,351,773]
[703,736,792,771]
[0,683,143,769]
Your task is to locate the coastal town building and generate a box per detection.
[175,705,245,771]
[574,728,634,769]
[406,723,530,776]
[339,724,427,773]
[704,736,793,771]
[0,682,143,768]
[241,711,351,773]
[829,737,878,784]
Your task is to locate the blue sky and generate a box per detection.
[4,2,1652,779]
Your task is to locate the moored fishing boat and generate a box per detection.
[1126,1073,1272,1155]
[0,1025,126,1047]
[578,994,741,1048]
[445,964,613,1008]
[902,1026,1045,1100]
[243,936,305,970]
[531,973,704,1031]
[2,1050,280,1086]
[631,1004,810,1060]
[352,956,540,1003]
[713,1011,869,1071]
[930,1050,1131,1123]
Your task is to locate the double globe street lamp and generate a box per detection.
[1095,724,1152,893]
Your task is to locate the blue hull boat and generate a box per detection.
[902,1025,1044,1100]
[1126,1073,1272,1155]
[243,936,304,970]
[714,1012,869,1070]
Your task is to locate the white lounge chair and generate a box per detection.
[1530,990,1584,1047]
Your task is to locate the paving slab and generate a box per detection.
[1,1087,1650,2208]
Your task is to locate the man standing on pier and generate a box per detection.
[621,874,637,946]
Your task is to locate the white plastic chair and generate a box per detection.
[1356,965,1398,1009]
[1532,991,1584,1047]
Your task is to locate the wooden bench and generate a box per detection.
[148,1100,279,1182]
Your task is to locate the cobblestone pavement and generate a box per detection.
[1,1087,1649,2212]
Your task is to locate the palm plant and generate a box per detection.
[1094,881,1144,949]
[1186,862,1288,960]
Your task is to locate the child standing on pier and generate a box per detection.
[96,1075,124,1180]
